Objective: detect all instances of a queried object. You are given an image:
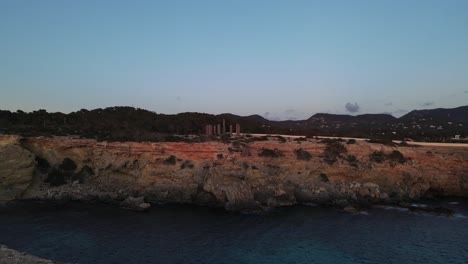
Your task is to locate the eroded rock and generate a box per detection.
[0,143,36,200]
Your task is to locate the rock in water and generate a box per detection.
[0,244,59,264]
[120,196,151,212]
[343,205,358,213]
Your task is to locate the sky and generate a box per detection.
[1,0,468,120]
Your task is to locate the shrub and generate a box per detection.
[46,168,69,186]
[346,139,357,144]
[388,150,406,164]
[259,148,284,158]
[180,160,194,169]
[320,138,344,144]
[294,148,312,161]
[252,136,269,141]
[164,155,177,165]
[322,141,347,165]
[35,156,50,173]
[369,151,386,163]
[294,137,307,142]
[319,173,329,183]
[276,136,286,143]
[73,165,94,183]
[59,158,77,171]
[217,153,223,159]
[347,155,358,167]
[369,150,407,165]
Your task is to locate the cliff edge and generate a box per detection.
[0,135,467,212]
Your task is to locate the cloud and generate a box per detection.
[345,102,360,113]
[176,96,181,101]
[419,101,434,107]
[464,91,468,94]
[384,102,392,106]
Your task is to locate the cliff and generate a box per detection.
[0,135,467,212]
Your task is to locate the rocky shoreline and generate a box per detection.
[1,135,467,213]
[0,245,59,264]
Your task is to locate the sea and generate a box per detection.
[1,199,467,264]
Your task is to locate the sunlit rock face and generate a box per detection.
[0,135,467,211]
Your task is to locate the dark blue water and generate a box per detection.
[1,200,468,264]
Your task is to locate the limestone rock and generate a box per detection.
[120,196,151,211]
[363,182,379,189]
[0,244,59,264]
[0,143,36,200]
[343,205,358,213]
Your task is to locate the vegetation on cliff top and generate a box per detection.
[1,106,467,142]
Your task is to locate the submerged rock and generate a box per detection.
[342,205,359,213]
[0,244,60,264]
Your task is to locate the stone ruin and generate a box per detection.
[205,119,240,136]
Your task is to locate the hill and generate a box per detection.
[0,105,467,142]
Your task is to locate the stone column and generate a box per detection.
[229,125,233,135]
[222,119,226,135]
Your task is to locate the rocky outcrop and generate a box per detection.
[0,245,59,264]
[120,196,151,211]
[0,135,467,212]
[0,136,36,200]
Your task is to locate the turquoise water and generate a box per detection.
[1,200,467,264]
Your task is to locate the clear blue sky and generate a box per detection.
[1,0,468,120]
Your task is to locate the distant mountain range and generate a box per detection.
[0,105,467,142]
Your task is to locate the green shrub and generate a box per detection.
[346,139,357,144]
[294,148,312,161]
[164,155,177,165]
[35,156,50,173]
[59,158,77,171]
[252,136,269,141]
[319,173,329,183]
[180,160,194,169]
[259,148,284,158]
[369,150,407,164]
[46,168,69,186]
[389,150,406,164]
[73,165,94,183]
[294,137,307,142]
[347,155,358,167]
[276,136,286,143]
[370,151,386,163]
[322,141,347,165]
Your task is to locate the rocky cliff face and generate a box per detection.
[0,136,36,200]
[0,135,467,212]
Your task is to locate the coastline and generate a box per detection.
[1,134,467,213]
[0,245,59,264]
